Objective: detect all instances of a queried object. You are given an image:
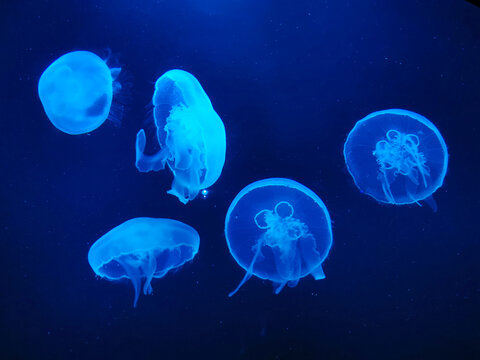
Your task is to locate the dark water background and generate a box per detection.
[1,0,479,359]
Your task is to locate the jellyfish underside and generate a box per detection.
[136,104,207,203]
[373,129,431,205]
[111,246,186,307]
[229,201,323,297]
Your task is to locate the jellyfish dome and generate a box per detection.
[225,178,333,296]
[38,50,121,135]
[88,217,200,307]
[344,109,448,210]
[135,69,226,204]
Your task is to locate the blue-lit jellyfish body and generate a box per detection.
[135,69,226,204]
[225,178,333,296]
[38,51,121,135]
[344,109,448,210]
[88,217,199,307]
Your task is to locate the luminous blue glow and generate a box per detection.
[201,189,209,198]
[88,217,200,307]
[135,69,226,204]
[225,178,333,296]
[38,51,121,135]
[344,109,448,210]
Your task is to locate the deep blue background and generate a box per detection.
[1,0,479,359]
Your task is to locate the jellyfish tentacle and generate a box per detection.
[135,129,170,172]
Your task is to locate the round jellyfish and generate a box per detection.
[225,178,333,296]
[38,50,122,135]
[135,69,226,204]
[343,109,448,210]
[88,217,200,307]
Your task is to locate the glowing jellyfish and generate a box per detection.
[88,217,200,307]
[135,69,226,204]
[344,109,448,210]
[38,50,122,135]
[225,178,333,296]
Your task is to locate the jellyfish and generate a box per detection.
[38,50,122,135]
[135,69,226,204]
[343,109,448,210]
[88,217,200,307]
[225,178,333,296]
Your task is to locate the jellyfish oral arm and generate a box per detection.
[166,162,203,205]
[142,252,157,296]
[135,129,170,172]
[273,282,287,294]
[229,201,323,296]
[311,264,325,280]
[374,130,434,205]
[228,236,266,297]
[116,251,158,308]
[110,67,121,81]
[423,195,438,212]
[378,169,395,204]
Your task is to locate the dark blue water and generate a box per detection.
[1,1,479,359]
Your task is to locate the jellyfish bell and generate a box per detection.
[135,69,226,204]
[88,217,200,307]
[343,109,448,211]
[38,50,124,135]
[225,178,333,296]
